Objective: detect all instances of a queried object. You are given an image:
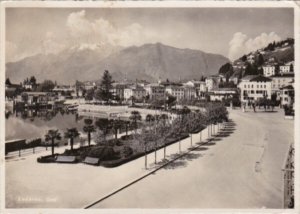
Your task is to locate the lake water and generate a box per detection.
[5,110,87,141]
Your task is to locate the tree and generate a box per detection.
[111,119,122,140]
[5,78,11,85]
[99,70,113,102]
[95,119,111,143]
[45,129,61,156]
[241,55,247,62]
[64,128,80,151]
[146,114,155,125]
[29,76,37,85]
[129,111,142,131]
[256,53,264,66]
[38,80,55,92]
[166,94,176,110]
[83,118,95,147]
[85,88,95,101]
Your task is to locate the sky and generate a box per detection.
[5,7,294,62]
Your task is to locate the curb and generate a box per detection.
[83,137,212,209]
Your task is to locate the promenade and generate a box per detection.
[91,108,293,208]
[5,108,293,208]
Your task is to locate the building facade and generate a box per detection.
[238,75,272,102]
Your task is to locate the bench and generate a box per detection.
[83,157,100,166]
[56,155,77,163]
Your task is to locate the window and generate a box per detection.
[264,85,266,88]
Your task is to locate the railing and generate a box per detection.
[282,143,294,208]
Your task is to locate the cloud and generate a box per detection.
[41,31,66,54]
[228,32,281,60]
[66,10,156,48]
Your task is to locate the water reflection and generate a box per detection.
[5,108,83,141]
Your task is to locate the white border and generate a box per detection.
[0,1,299,214]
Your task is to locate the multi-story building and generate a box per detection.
[271,74,294,93]
[209,88,238,101]
[165,85,185,101]
[183,85,197,100]
[205,75,220,92]
[280,85,294,106]
[144,83,165,100]
[124,84,146,101]
[238,75,272,102]
[262,65,276,77]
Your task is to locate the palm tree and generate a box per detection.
[145,114,155,125]
[83,118,95,147]
[64,128,80,151]
[111,119,122,140]
[45,129,61,156]
[95,118,111,142]
[129,110,142,132]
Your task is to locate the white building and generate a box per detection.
[144,83,165,100]
[271,75,294,92]
[205,76,220,92]
[124,85,146,101]
[238,75,272,102]
[280,85,294,106]
[209,88,238,101]
[183,86,197,100]
[165,85,185,101]
[262,65,276,77]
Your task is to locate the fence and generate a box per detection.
[282,143,294,208]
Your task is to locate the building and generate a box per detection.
[209,88,238,101]
[280,85,294,106]
[238,75,272,102]
[165,85,185,101]
[262,65,276,77]
[20,92,55,105]
[183,85,197,100]
[124,84,146,101]
[144,83,165,100]
[271,74,294,93]
[52,85,76,97]
[205,75,220,92]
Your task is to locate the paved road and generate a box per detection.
[91,108,293,208]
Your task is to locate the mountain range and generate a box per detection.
[6,43,229,84]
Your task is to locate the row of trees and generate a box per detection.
[133,104,228,168]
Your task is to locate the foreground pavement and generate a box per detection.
[5,108,293,209]
[91,108,293,209]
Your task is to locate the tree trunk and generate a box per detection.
[164,144,166,159]
[200,131,202,142]
[154,143,157,164]
[71,138,74,151]
[51,138,55,156]
[126,124,128,136]
[190,133,192,147]
[115,128,118,140]
[88,132,91,147]
[144,147,147,169]
[179,139,181,153]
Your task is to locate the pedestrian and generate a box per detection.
[252,102,256,112]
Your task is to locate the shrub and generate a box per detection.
[88,146,118,160]
[121,146,133,158]
[37,154,58,163]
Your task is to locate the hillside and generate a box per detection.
[6,43,229,84]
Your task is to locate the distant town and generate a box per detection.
[5,38,295,117]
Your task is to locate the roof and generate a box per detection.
[280,85,294,90]
[242,75,271,82]
[271,74,294,78]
